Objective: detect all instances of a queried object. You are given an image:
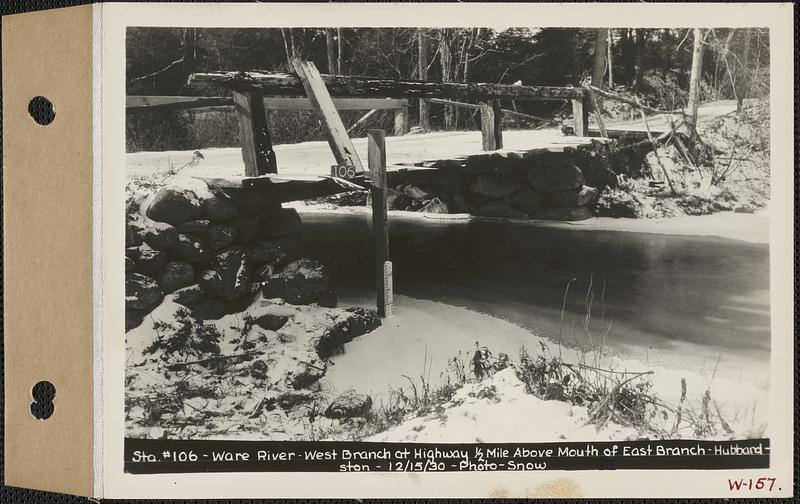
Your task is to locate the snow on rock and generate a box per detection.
[368,368,638,443]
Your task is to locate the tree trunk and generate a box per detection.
[592,28,609,89]
[336,28,344,75]
[622,28,635,85]
[418,29,430,130]
[279,28,292,68]
[607,30,614,88]
[439,29,456,130]
[736,28,752,110]
[325,29,338,74]
[634,28,648,88]
[289,28,298,59]
[687,28,705,128]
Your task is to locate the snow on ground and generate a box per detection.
[367,368,638,443]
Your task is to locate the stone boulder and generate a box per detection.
[159,261,195,294]
[176,219,211,236]
[386,188,412,210]
[204,194,239,223]
[432,172,464,192]
[126,273,163,311]
[420,197,449,214]
[229,215,260,245]
[126,308,145,332]
[172,284,205,305]
[594,188,644,218]
[146,184,204,225]
[128,218,178,251]
[324,390,373,419]
[535,206,593,221]
[128,243,167,278]
[206,224,236,251]
[511,189,545,213]
[246,235,298,266]
[547,185,599,208]
[315,307,381,358]
[252,313,289,331]
[469,175,525,198]
[404,184,435,201]
[171,233,213,263]
[527,164,585,192]
[261,259,331,305]
[258,208,301,238]
[473,201,527,219]
[200,247,251,301]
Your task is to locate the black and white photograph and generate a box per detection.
[123,23,772,449]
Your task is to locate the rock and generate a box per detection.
[126,221,143,247]
[146,184,205,225]
[386,188,412,210]
[246,235,298,266]
[186,298,228,320]
[469,175,525,198]
[535,206,593,221]
[252,313,289,331]
[203,195,239,223]
[171,233,213,263]
[315,307,381,358]
[176,219,211,235]
[324,391,373,419]
[126,308,145,332]
[404,184,435,201]
[125,256,134,273]
[318,289,338,308]
[206,224,236,250]
[473,201,528,219]
[250,359,269,380]
[547,185,599,208]
[126,273,163,311]
[420,197,449,214]
[129,243,167,278]
[527,164,585,192]
[159,261,195,294]
[594,188,644,218]
[262,259,330,305]
[290,359,326,389]
[229,215,260,244]
[511,189,545,213]
[141,220,178,251]
[200,247,250,301]
[172,284,205,305]
[258,208,301,238]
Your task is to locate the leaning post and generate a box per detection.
[367,129,392,318]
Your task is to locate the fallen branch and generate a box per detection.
[165,351,258,371]
[346,108,378,134]
[588,85,685,115]
[636,97,676,194]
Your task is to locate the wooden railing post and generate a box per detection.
[393,103,409,136]
[480,99,503,150]
[572,96,589,137]
[368,129,392,318]
[233,90,277,176]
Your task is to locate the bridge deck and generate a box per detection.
[127,129,618,180]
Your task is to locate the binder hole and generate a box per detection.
[30,380,56,420]
[28,96,55,125]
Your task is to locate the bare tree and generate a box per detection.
[325,29,338,74]
[439,29,456,129]
[418,29,430,130]
[607,29,614,88]
[337,28,344,74]
[687,28,706,128]
[736,28,752,110]
[592,28,609,88]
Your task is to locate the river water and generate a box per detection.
[297,211,770,395]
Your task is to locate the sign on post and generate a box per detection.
[367,129,392,318]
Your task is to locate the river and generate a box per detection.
[296,210,771,398]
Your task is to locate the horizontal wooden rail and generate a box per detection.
[427,97,553,123]
[188,71,585,101]
[126,95,409,113]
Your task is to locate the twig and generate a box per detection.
[635,96,676,194]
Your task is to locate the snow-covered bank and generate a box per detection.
[328,294,768,441]
[288,202,769,245]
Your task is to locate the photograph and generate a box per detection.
[123,24,771,447]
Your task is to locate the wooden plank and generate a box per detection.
[571,97,589,137]
[126,95,408,112]
[190,71,588,101]
[583,84,608,139]
[368,130,391,318]
[393,104,409,136]
[264,96,408,111]
[233,90,277,176]
[292,60,364,175]
[479,100,503,151]
[126,95,234,113]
